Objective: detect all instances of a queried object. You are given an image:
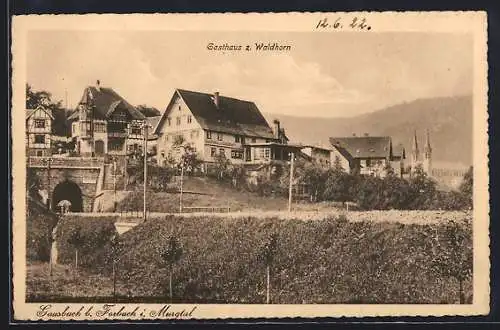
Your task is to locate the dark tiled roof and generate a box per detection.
[69,86,145,121]
[157,89,275,139]
[329,136,393,159]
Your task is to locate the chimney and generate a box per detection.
[273,119,280,139]
[96,79,101,91]
[213,91,220,108]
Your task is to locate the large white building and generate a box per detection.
[153,89,299,170]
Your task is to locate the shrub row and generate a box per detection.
[91,214,472,304]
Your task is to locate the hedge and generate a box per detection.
[55,216,118,272]
[100,214,472,304]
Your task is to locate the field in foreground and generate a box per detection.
[27,212,473,304]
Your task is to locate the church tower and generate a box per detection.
[423,129,432,175]
[411,130,419,168]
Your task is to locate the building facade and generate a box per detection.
[329,135,405,177]
[26,105,54,157]
[153,89,292,169]
[68,81,147,157]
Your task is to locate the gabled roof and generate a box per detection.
[146,115,161,130]
[68,86,145,121]
[155,89,276,139]
[26,105,54,120]
[329,136,393,159]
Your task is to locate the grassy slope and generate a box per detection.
[114,176,290,213]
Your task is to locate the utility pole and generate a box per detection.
[113,157,117,212]
[179,153,184,214]
[143,122,148,222]
[45,157,53,210]
[288,151,295,212]
[90,104,95,158]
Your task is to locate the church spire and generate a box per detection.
[423,129,432,175]
[424,129,432,157]
[411,130,419,164]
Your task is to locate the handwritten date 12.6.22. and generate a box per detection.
[315,17,372,31]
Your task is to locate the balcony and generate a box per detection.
[108,132,128,138]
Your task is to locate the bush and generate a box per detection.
[26,211,57,262]
[102,214,472,304]
[55,216,118,272]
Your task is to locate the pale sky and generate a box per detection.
[27,30,473,118]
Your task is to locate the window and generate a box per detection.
[366,159,371,167]
[241,136,246,144]
[259,148,265,159]
[167,118,171,126]
[36,150,43,157]
[187,115,192,124]
[235,135,240,143]
[206,131,212,139]
[211,147,217,157]
[34,135,45,144]
[34,119,45,128]
[251,137,257,143]
[176,117,181,126]
[178,105,181,111]
[217,133,223,141]
[219,148,225,156]
[264,148,270,159]
[131,127,142,135]
[95,122,106,133]
[231,150,243,159]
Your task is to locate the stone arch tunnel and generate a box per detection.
[52,180,83,212]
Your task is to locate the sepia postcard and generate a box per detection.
[11,12,489,321]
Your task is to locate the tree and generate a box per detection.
[381,174,411,210]
[26,83,71,137]
[67,225,84,277]
[258,233,278,304]
[136,104,161,117]
[431,220,473,303]
[229,164,247,189]
[333,155,344,172]
[27,168,42,200]
[171,135,202,174]
[298,163,325,202]
[213,153,231,180]
[354,175,384,210]
[110,234,121,298]
[160,235,183,302]
[459,166,473,209]
[408,164,437,210]
[323,169,356,203]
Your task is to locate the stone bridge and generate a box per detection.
[28,157,106,212]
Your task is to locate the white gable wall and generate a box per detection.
[156,93,205,165]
